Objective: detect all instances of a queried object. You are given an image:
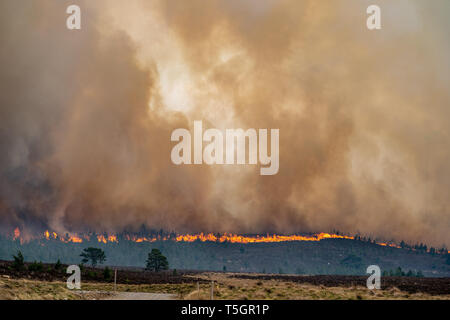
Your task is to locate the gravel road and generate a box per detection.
[104,292,177,300]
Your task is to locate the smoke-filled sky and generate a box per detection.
[0,0,449,246]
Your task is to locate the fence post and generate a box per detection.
[114,269,117,292]
[211,281,214,300]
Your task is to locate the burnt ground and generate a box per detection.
[0,260,207,285]
[232,274,450,295]
[1,259,449,296]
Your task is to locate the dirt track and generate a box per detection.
[71,290,176,300]
[103,292,176,300]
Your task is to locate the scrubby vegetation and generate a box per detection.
[1,270,449,300]
[0,235,449,277]
[382,267,424,277]
[12,251,25,271]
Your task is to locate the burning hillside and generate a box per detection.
[1,227,449,277]
[15,228,354,244]
[6,227,421,251]
[1,1,450,249]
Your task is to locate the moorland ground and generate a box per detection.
[0,260,449,300]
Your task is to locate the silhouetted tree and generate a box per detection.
[80,247,106,267]
[146,249,169,272]
[394,267,405,276]
[12,251,25,271]
[54,259,62,270]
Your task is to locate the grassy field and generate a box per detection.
[183,273,450,300]
[1,273,449,300]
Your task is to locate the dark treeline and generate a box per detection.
[352,235,448,255]
[0,236,449,277]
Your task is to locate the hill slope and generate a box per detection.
[0,238,448,276]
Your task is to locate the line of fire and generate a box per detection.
[8,227,448,254]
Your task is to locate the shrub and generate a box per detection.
[103,267,112,280]
[12,251,25,271]
[28,261,44,272]
[54,259,62,270]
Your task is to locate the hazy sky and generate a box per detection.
[0,0,449,246]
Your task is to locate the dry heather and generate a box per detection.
[1,273,449,300]
[183,273,450,300]
[0,276,88,300]
[0,275,194,300]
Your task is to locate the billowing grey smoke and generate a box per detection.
[0,0,449,246]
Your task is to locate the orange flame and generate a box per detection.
[13,227,20,240]
[11,228,445,254]
[378,242,401,249]
[42,230,87,243]
[68,236,83,243]
[19,230,355,245]
[108,235,118,243]
[175,232,354,243]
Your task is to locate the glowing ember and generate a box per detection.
[378,242,401,249]
[13,227,20,240]
[97,235,107,244]
[68,236,83,243]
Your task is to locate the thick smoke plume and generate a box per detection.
[0,0,449,246]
